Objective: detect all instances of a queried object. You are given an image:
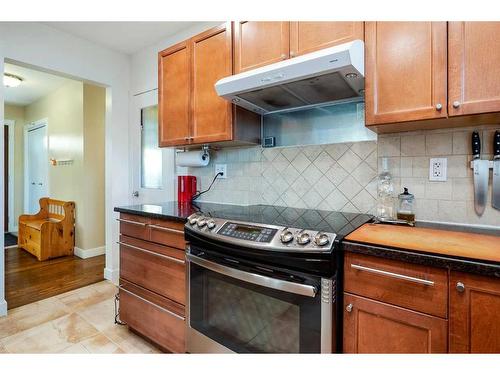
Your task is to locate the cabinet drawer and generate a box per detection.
[344,252,448,318]
[119,235,186,305]
[149,219,185,250]
[118,214,150,241]
[119,281,185,353]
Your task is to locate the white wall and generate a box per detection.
[130,22,219,95]
[0,22,132,315]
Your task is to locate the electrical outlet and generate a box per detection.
[429,158,447,181]
[215,164,227,179]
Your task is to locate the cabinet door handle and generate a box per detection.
[149,224,184,235]
[351,263,434,286]
[116,218,148,227]
[453,101,460,108]
[118,241,185,265]
[345,303,353,313]
[280,53,287,60]
[435,103,442,111]
[119,287,185,321]
[456,282,465,293]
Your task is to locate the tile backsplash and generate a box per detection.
[378,125,499,227]
[183,125,500,228]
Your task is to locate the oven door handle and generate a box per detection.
[186,253,317,298]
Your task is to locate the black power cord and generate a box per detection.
[191,172,223,202]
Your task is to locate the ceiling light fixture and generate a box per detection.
[3,73,23,88]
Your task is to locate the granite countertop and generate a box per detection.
[344,222,500,277]
[114,201,373,239]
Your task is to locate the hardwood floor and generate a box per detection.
[5,247,105,309]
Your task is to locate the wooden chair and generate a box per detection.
[18,198,76,261]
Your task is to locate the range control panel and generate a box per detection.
[218,222,277,243]
[185,213,337,253]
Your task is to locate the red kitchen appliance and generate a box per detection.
[178,175,197,202]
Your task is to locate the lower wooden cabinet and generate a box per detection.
[449,271,500,353]
[343,250,500,353]
[120,281,185,353]
[118,213,187,353]
[343,293,448,353]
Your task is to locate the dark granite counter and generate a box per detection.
[115,202,500,276]
[114,202,373,240]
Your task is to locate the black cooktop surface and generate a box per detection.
[115,201,373,239]
[189,204,373,240]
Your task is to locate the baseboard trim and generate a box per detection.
[104,267,119,285]
[0,299,7,316]
[74,246,106,259]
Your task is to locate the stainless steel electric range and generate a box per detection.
[184,205,372,354]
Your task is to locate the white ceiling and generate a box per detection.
[3,63,72,106]
[42,22,200,55]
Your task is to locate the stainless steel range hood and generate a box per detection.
[215,40,364,115]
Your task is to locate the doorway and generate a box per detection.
[3,61,106,310]
[24,120,48,214]
[4,125,8,232]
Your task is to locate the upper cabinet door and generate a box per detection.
[365,22,447,126]
[289,22,364,57]
[191,22,233,144]
[448,22,500,116]
[158,42,191,147]
[234,21,289,73]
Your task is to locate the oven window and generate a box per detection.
[189,263,321,353]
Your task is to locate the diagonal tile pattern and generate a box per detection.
[0,281,161,354]
[189,141,378,214]
[186,125,499,227]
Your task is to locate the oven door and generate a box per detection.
[186,252,333,354]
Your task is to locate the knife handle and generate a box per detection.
[472,131,481,159]
[494,131,500,159]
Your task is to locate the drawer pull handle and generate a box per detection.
[149,224,184,235]
[119,287,185,321]
[117,218,148,227]
[118,241,185,265]
[351,264,435,286]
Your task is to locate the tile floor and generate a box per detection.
[0,281,161,353]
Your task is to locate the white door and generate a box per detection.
[130,90,175,204]
[26,123,48,214]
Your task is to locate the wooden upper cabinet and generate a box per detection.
[234,21,289,73]
[191,22,233,144]
[450,271,500,353]
[365,22,447,126]
[289,22,364,57]
[448,22,500,116]
[158,42,191,147]
[343,293,448,353]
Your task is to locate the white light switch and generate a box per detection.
[429,158,447,181]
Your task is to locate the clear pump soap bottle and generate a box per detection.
[377,158,394,219]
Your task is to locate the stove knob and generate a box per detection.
[296,232,311,245]
[314,232,330,246]
[207,220,216,230]
[197,217,207,228]
[189,215,199,226]
[280,229,294,244]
